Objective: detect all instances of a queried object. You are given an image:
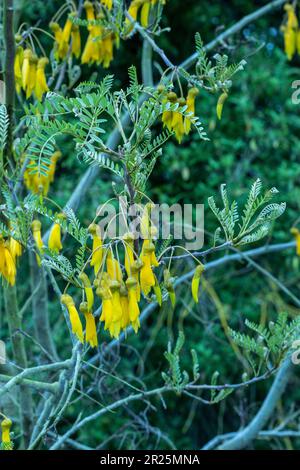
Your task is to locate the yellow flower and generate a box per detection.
[26,54,38,99]
[1,418,12,450]
[291,227,300,256]
[80,302,98,348]
[106,251,122,282]
[184,87,199,135]
[79,272,94,310]
[140,239,156,295]
[50,22,63,60]
[102,31,114,68]
[61,294,84,343]
[84,1,95,24]
[48,151,61,183]
[21,49,32,93]
[48,222,63,253]
[97,286,113,331]
[216,92,228,120]
[0,239,16,286]
[120,285,130,329]
[126,277,140,331]
[172,98,186,143]
[109,280,123,338]
[71,25,81,58]
[126,0,142,25]
[162,91,177,132]
[88,223,103,275]
[14,46,23,94]
[124,232,135,276]
[9,238,22,263]
[141,1,151,28]
[101,0,113,9]
[35,57,49,101]
[191,263,205,303]
[31,219,44,265]
[285,3,298,29]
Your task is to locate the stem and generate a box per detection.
[3,285,33,448]
[3,0,15,165]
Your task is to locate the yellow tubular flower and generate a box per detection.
[35,57,49,101]
[140,240,156,295]
[285,4,298,29]
[31,220,44,264]
[106,251,122,282]
[71,25,81,58]
[184,87,199,135]
[172,98,186,143]
[141,1,151,28]
[26,54,37,99]
[109,281,123,338]
[84,1,95,26]
[102,32,114,68]
[79,272,94,310]
[191,263,205,303]
[216,92,228,120]
[97,286,113,330]
[126,277,140,331]
[48,222,63,253]
[9,238,22,263]
[162,91,177,132]
[124,232,135,276]
[80,302,98,348]
[50,22,63,60]
[291,227,300,256]
[14,46,23,94]
[101,0,113,9]
[88,223,103,275]
[61,294,84,343]
[0,239,17,286]
[21,49,32,92]
[120,285,130,329]
[1,418,13,450]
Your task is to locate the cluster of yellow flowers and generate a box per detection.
[14,44,49,101]
[1,418,13,450]
[24,151,61,197]
[0,236,22,286]
[59,211,161,346]
[161,87,199,143]
[50,1,118,69]
[282,3,300,60]
[126,0,166,29]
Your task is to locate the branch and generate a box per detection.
[217,356,294,450]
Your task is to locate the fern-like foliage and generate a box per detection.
[208,179,286,245]
[229,313,300,371]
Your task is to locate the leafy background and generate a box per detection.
[1,0,300,449]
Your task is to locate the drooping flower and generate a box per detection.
[24,150,61,196]
[61,294,84,343]
[101,0,113,10]
[26,54,38,99]
[35,57,49,101]
[126,276,140,332]
[71,24,81,58]
[88,223,103,275]
[124,232,135,276]
[140,239,156,295]
[191,263,205,303]
[1,418,13,450]
[79,272,94,310]
[0,238,16,286]
[31,219,44,265]
[9,237,22,263]
[109,280,123,338]
[216,92,228,120]
[14,46,23,94]
[162,91,177,132]
[106,251,122,282]
[184,87,199,135]
[282,4,298,60]
[97,285,113,331]
[48,220,63,253]
[141,1,151,28]
[21,49,32,93]
[120,284,130,329]
[80,302,98,348]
